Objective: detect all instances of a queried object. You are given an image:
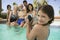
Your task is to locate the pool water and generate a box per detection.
[0,24,60,40]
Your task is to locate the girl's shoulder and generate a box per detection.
[33,24,42,29]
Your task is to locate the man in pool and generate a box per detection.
[26,5,54,40]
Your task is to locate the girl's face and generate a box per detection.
[13,5,18,11]
[28,5,32,11]
[38,10,51,25]
[8,7,11,10]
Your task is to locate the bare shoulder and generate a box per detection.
[10,11,13,14]
[34,24,42,28]
[33,24,42,31]
[33,24,39,28]
[9,11,12,16]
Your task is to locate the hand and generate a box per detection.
[20,21,25,27]
[25,18,30,24]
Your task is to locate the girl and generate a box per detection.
[26,5,54,40]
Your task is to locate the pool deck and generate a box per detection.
[50,19,60,26]
[0,17,60,27]
[0,19,7,24]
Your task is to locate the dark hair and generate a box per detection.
[7,5,11,10]
[23,0,27,3]
[38,5,54,24]
[27,3,33,13]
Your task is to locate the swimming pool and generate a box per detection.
[0,24,60,40]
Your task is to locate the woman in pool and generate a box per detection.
[21,3,37,27]
[26,5,54,40]
[7,5,12,23]
[26,3,37,25]
[27,3,35,16]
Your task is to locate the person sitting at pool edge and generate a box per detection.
[8,5,18,26]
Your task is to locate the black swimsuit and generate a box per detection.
[10,12,18,22]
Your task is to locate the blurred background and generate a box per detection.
[0,0,60,40]
[1,0,60,16]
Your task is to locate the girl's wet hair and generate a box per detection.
[38,5,54,24]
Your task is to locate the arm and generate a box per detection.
[26,20,37,40]
[7,11,11,25]
[7,10,10,21]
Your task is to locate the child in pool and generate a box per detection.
[26,5,54,40]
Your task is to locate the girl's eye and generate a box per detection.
[42,16,46,18]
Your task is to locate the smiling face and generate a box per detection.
[38,10,51,25]
[38,5,54,25]
[8,7,11,10]
[29,5,32,11]
[23,2,27,6]
[7,5,11,10]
